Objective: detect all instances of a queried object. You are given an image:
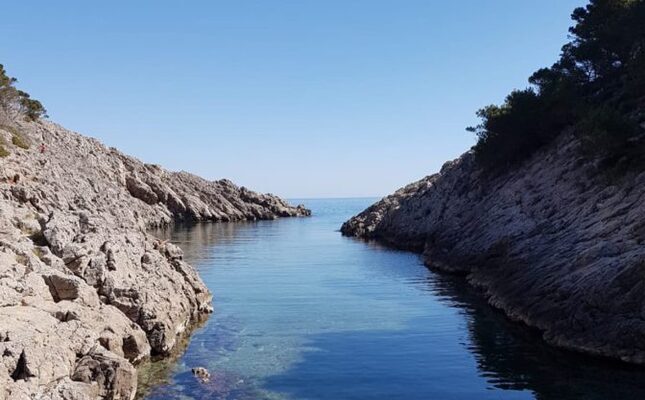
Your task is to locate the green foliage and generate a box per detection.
[576,106,644,168]
[0,140,8,157]
[470,0,645,172]
[11,133,30,149]
[0,64,46,122]
[468,89,568,170]
[17,90,46,122]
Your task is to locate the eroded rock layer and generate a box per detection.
[342,134,645,364]
[0,120,309,399]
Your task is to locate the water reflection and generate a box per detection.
[144,199,645,400]
[428,274,645,400]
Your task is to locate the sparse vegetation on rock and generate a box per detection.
[10,133,29,149]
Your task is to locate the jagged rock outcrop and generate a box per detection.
[0,120,309,399]
[342,133,645,364]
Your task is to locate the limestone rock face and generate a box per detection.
[342,133,645,364]
[0,120,309,399]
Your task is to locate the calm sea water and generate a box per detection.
[142,198,645,400]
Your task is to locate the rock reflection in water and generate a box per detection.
[429,274,645,400]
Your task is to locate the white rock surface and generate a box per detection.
[0,120,309,399]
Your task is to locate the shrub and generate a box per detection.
[11,134,29,149]
[468,89,570,171]
[0,143,8,157]
[576,106,644,166]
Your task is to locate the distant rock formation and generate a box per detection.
[342,133,645,364]
[0,119,309,399]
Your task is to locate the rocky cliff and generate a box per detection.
[342,133,645,364]
[0,119,309,399]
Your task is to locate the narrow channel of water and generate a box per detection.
[142,198,645,400]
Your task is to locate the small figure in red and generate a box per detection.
[39,143,46,154]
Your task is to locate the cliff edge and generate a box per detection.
[342,133,645,364]
[0,119,309,399]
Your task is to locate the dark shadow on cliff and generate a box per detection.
[263,273,645,400]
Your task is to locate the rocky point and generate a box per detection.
[0,119,309,399]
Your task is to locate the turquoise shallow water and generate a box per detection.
[144,198,645,400]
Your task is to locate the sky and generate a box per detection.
[1,0,586,198]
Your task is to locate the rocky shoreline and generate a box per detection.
[342,133,645,364]
[0,120,309,399]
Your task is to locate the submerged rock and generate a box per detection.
[342,133,645,364]
[0,120,309,399]
[191,367,211,383]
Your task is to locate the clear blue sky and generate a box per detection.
[1,1,586,198]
